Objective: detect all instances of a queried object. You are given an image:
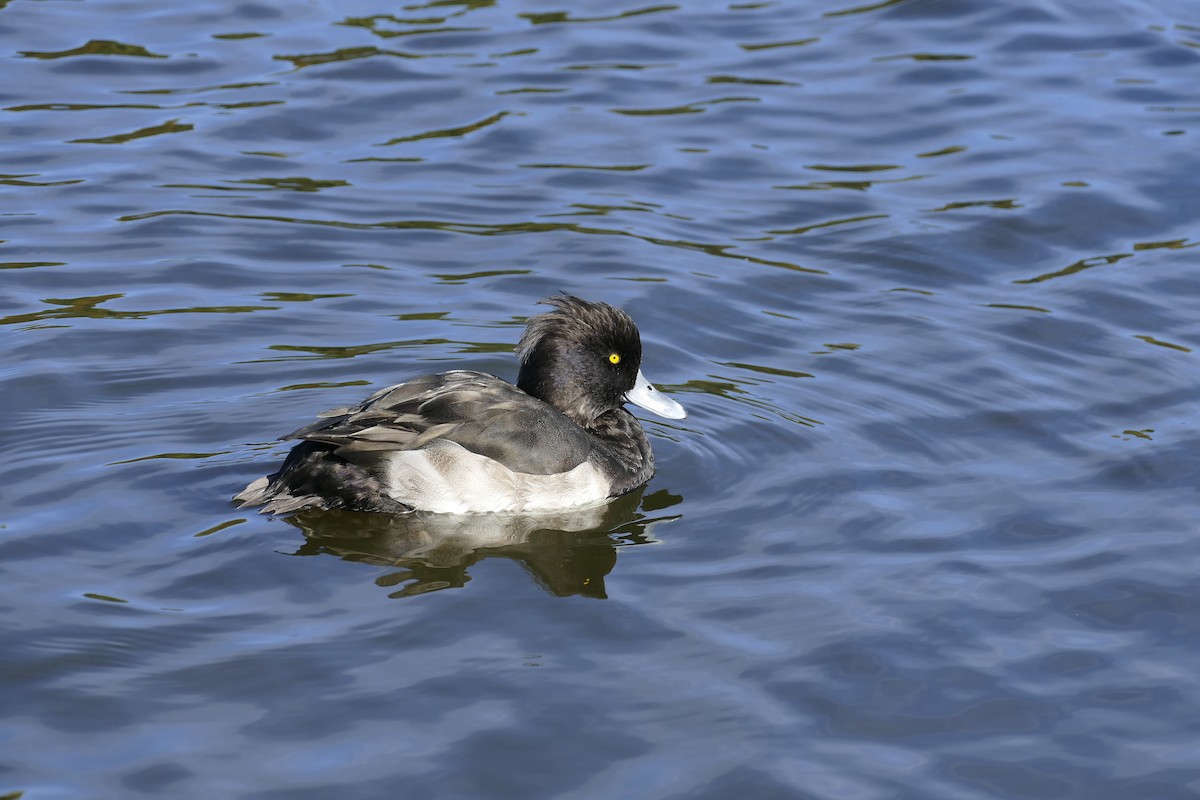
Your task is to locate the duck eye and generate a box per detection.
[608,353,621,365]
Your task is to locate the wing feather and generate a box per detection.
[282,370,593,475]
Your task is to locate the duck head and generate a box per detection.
[516,295,687,426]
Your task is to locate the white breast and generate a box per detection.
[379,440,612,514]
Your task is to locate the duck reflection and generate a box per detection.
[286,487,682,599]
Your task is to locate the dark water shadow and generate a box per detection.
[283,487,682,600]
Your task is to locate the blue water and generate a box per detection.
[4,0,1200,797]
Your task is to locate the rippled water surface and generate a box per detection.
[4,0,1200,797]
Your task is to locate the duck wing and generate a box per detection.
[285,370,594,476]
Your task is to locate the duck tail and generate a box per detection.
[233,474,321,515]
[234,441,413,515]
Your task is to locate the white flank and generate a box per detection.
[380,440,612,514]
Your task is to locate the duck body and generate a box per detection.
[236,296,686,515]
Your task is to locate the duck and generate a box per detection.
[235,295,687,515]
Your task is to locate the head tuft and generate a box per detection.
[516,295,637,362]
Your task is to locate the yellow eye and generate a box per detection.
[608,353,621,365]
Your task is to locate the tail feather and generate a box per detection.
[233,474,326,514]
[234,442,412,515]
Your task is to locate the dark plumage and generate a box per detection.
[235,296,687,514]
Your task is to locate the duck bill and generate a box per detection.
[624,369,687,420]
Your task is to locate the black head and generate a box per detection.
[516,295,643,425]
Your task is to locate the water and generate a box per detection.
[4,0,1200,797]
